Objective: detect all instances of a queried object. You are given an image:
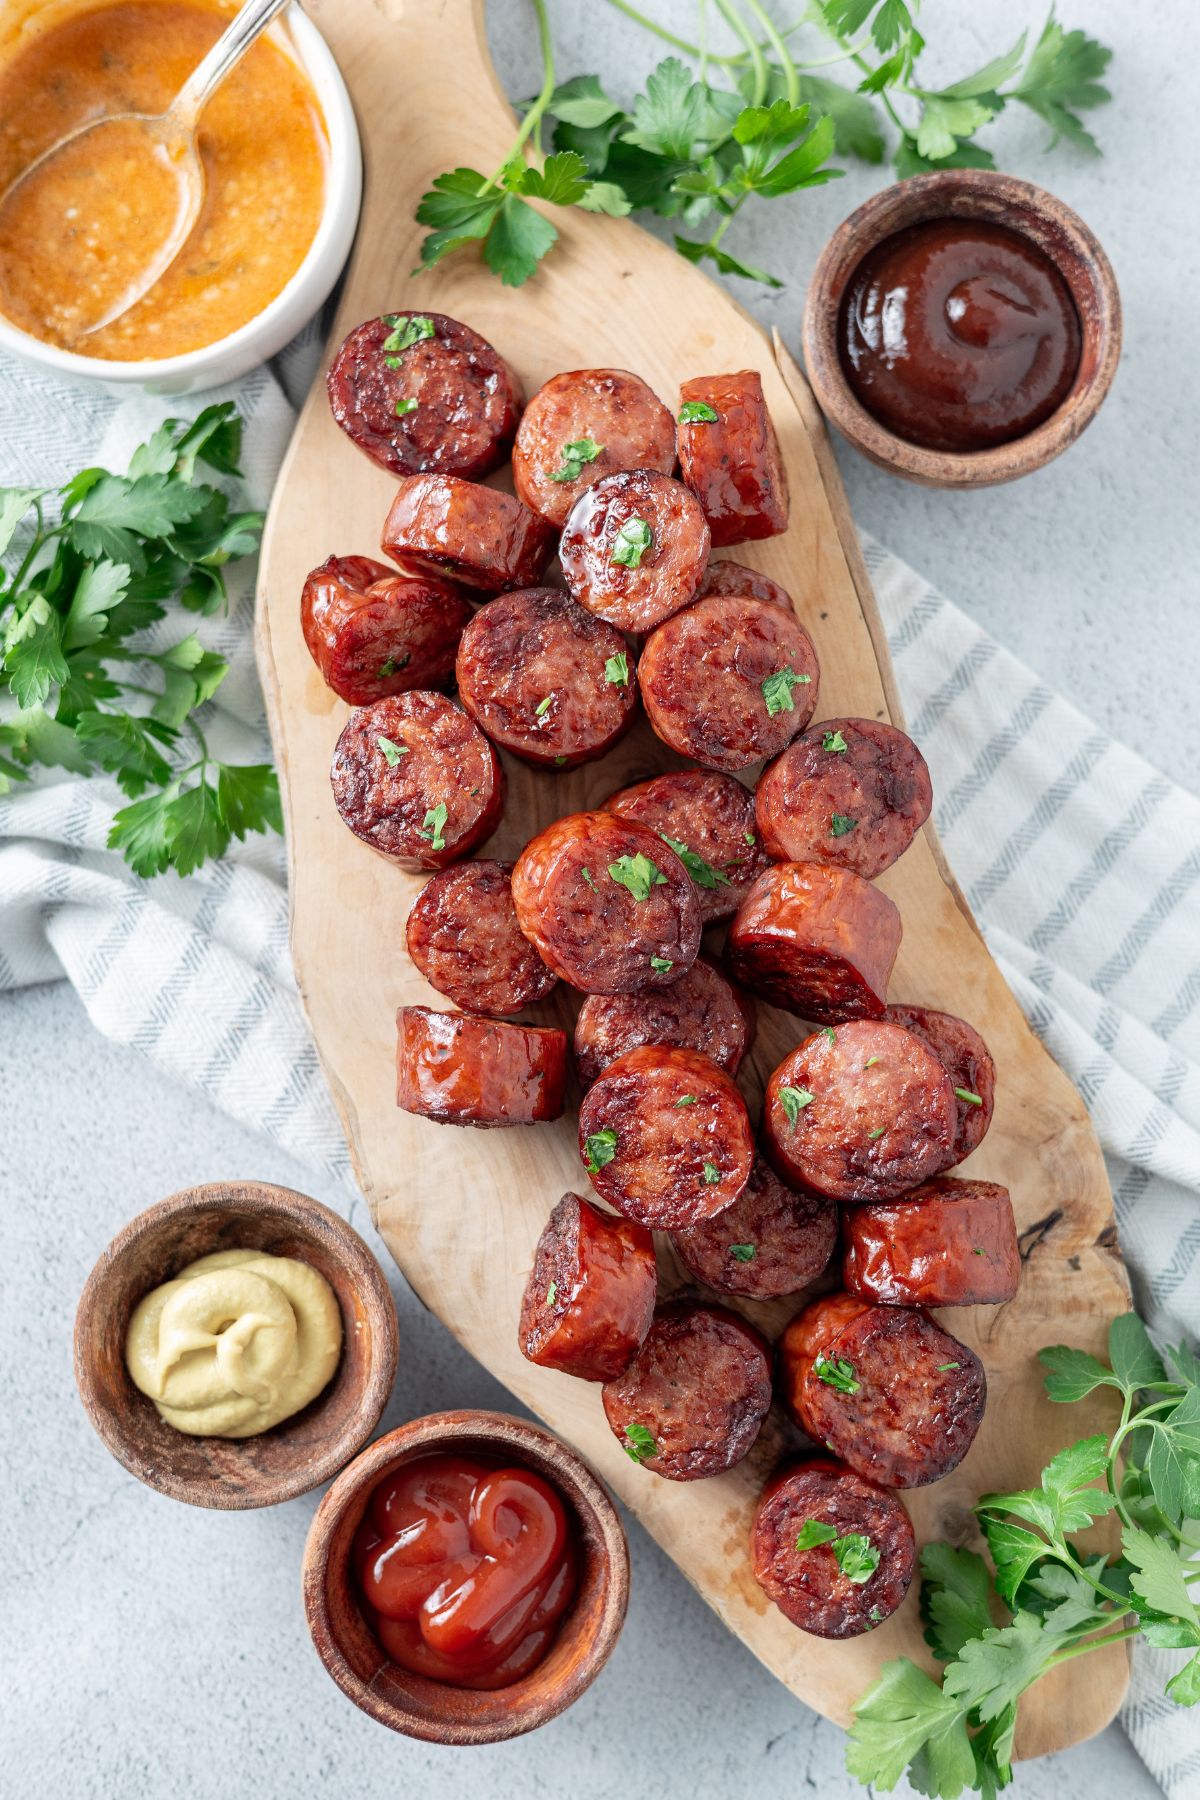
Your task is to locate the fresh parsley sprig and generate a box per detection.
[847,1311,1200,1797]
[0,406,279,878]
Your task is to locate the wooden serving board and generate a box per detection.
[257,0,1131,1752]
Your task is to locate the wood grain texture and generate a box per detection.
[256,0,1131,1749]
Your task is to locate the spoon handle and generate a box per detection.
[169,0,296,135]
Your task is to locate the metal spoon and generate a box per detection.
[0,0,293,341]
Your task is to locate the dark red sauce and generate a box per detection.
[354,1453,579,1689]
[838,219,1082,452]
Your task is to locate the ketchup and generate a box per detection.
[354,1454,579,1689]
[838,219,1082,452]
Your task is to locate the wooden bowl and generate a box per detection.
[74,1180,399,1509]
[802,169,1122,488]
[302,1411,630,1743]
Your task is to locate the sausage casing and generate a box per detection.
[842,1177,1020,1307]
[726,862,901,1024]
[573,956,755,1084]
[677,371,789,546]
[752,1457,916,1638]
[382,474,555,594]
[518,1193,657,1381]
[396,1005,567,1127]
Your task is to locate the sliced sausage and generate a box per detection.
[327,311,522,480]
[301,554,474,706]
[843,1177,1020,1308]
[518,1193,657,1381]
[382,474,555,594]
[455,586,638,770]
[638,594,819,773]
[577,1045,754,1230]
[726,862,901,1024]
[574,956,756,1084]
[779,1292,986,1488]
[405,860,557,1016]
[884,1004,996,1161]
[701,558,794,609]
[601,1301,772,1480]
[559,470,710,632]
[752,1457,915,1638]
[511,811,701,995]
[512,368,677,529]
[677,371,789,546]
[331,691,503,871]
[396,1005,567,1127]
[764,1019,957,1202]
[756,717,932,878]
[672,1153,837,1299]
[602,768,770,926]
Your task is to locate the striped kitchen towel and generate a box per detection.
[0,341,1196,1797]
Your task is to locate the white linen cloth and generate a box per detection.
[0,330,1196,1797]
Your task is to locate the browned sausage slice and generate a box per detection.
[602,768,771,925]
[406,860,558,1016]
[601,1301,772,1479]
[672,1153,837,1299]
[455,587,638,770]
[512,368,677,529]
[677,372,789,546]
[884,1004,996,1160]
[756,717,932,878]
[331,691,504,871]
[382,474,555,594]
[559,470,710,632]
[843,1177,1020,1307]
[518,1193,657,1381]
[573,956,756,1084]
[511,811,701,995]
[779,1292,986,1488]
[327,312,522,480]
[638,594,819,772]
[301,554,474,706]
[726,863,901,1024]
[396,1005,567,1127]
[577,1045,753,1230]
[701,558,794,609]
[752,1457,916,1638]
[764,1019,957,1202]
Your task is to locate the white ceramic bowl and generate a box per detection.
[0,3,361,395]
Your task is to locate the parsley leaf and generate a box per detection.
[417,802,449,851]
[610,515,653,568]
[814,1354,860,1395]
[623,1422,657,1464]
[608,852,667,901]
[761,666,811,715]
[846,1659,975,1795]
[382,315,435,354]
[834,1534,881,1584]
[604,650,629,686]
[822,728,849,753]
[623,56,710,159]
[796,1519,838,1550]
[585,1127,618,1174]
[1013,18,1112,154]
[702,1161,721,1184]
[831,812,858,837]
[678,400,719,424]
[378,736,408,767]
[660,833,731,891]
[649,955,674,973]
[729,1243,756,1262]
[778,1084,814,1128]
[549,436,604,483]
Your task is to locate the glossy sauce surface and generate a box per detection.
[839,219,1082,451]
[0,0,327,358]
[354,1454,579,1688]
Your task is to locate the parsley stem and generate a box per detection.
[602,0,711,58]
[714,0,767,103]
[187,717,210,767]
[484,0,555,190]
[740,0,798,104]
[697,0,709,85]
[1045,1623,1142,1666]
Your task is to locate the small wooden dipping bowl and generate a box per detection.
[802,169,1122,488]
[302,1411,630,1743]
[74,1180,399,1509]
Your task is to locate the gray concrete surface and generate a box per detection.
[3,0,1194,1796]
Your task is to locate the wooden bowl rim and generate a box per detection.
[73,1179,399,1509]
[301,1409,631,1743]
[801,168,1123,489]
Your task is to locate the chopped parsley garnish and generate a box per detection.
[822,1026,837,1044]
[535,693,554,717]
[546,1280,558,1306]
[417,801,448,850]
[622,1422,657,1464]
[581,866,598,892]
[554,755,568,766]
[661,834,731,891]
[761,666,811,716]
[377,653,409,678]
[864,1056,880,1068]
[795,1519,839,1550]
[778,1084,814,1128]
[548,436,604,483]
[585,1128,618,1174]
[675,1094,697,1107]
[814,1354,860,1395]
[702,1161,721,1184]
[729,1243,756,1263]
[678,400,719,424]
[937,1363,961,1372]
[972,1247,986,1256]
[610,515,653,568]
[604,650,629,686]
[822,729,849,753]
[377,736,408,766]
[744,831,757,845]
[868,1126,885,1140]
[649,955,674,973]
[394,397,418,417]
[382,314,435,354]
[955,1087,984,1106]
[833,1534,881,1584]
[608,852,667,901]
[830,812,858,837]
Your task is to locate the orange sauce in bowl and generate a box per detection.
[0,0,328,359]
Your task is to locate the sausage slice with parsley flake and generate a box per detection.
[301,554,473,706]
[756,717,932,878]
[559,469,711,633]
[677,371,789,546]
[673,1151,836,1300]
[752,1456,915,1639]
[884,1003,996,1161]
[602,767,770,925]
[512,367,677,529]
[518,1193,656,1382]
[573,956,755,1085]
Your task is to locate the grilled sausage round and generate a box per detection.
[756,717,932,878]
[779,1292,986,1488]
[518,1192,657,1381]
[751,1457,916,1638]
[672,1153,837,1299]
[638,593,819,772]
[764,1019,958,1202]
[511,811,702,995]
[884,1004,996,1161]
[573,956,756,1084]
[381,474,555,594]
[331,691,504,871]
[455,586,638,769]
[559,469,710,632]
[512,367,677,529]
[396,1005,567,1127]
[726,862,902,1024]
[842,1177,1020,1307]
[602,767,771,925]
[578,1045,754,1230]
[406,860,558,1016]
[601,1301,772,1480]
[700,558,794,609]
[677,371,789,545]
[300,554,474,707]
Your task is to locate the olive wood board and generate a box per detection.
[256,0,1131,1753]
